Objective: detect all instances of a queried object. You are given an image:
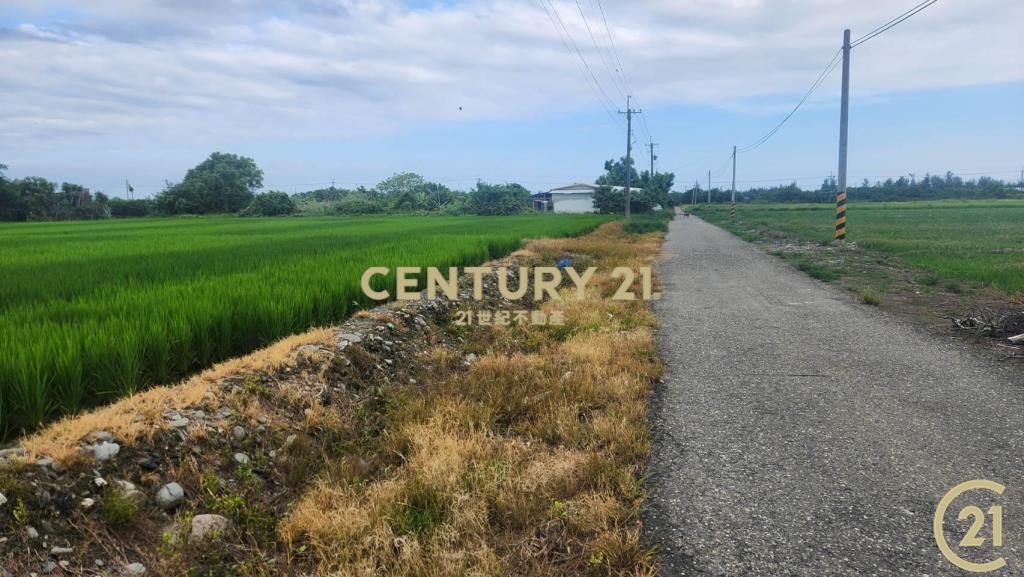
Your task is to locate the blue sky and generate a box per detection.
[1,0,1021,196]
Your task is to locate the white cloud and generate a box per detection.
[1,0,1021,149]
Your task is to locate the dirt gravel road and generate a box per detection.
[644,215,1024,576]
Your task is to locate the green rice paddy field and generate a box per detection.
[0,214,610,435]
[694,199,1024,293]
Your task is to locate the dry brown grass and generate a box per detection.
[280,222,664,577]
[21,328,335,464]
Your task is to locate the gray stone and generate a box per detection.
[0,447,27,463]
[41,561,57,574]
[122,562,146,576]
[25,526,39,539]
[92,442,120,461]
[0,492,6,507]
[339,332,363,343]
[296,344,323,356]
[35,457,54,468]
[115,479,140,496]
[50,546,73,555]
[155,482,185,510]
[86,431,114,443]
[233,453,250,466]
[232,426,247,441]
[168,417,189,428]
[189,514,230,543]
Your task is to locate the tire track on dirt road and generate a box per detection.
[644,215,1024,576]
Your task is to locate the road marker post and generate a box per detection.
[730,145,737,219]
[835,28,851,241]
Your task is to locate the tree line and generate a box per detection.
[0,153,541,221]
[5,153,1016,222]
[674,172,1023,205]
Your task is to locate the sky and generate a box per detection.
[1,0,1021,197]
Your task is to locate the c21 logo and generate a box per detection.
[933,480,1006,573]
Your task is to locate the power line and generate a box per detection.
[852,0,939,48]
[574,0,627,101]
[593,0,630,93]
[737,47,843,154]
[590,0,655,143]
[538,0,623,125]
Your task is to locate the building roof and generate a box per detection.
[547,182,642,194]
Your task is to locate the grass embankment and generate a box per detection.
[280,223,663,576]
[0,214,609,435]
[692,200,1024,294]
[1,222,664,577]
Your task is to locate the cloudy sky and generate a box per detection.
[1,0,1021,196]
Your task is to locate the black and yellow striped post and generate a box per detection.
[835,190,847,241]
[834,29,851,242]
[730,145,737,219]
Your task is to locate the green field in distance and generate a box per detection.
[693,199,1024,293]
[0,214,610,435]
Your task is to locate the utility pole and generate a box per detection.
[730,146,737,219]
[707,170,711,203]
[618,96,641,218]
[693,180,698,205]
[331,178,336,189]
[647,141,658,178]
[836,28,851,241]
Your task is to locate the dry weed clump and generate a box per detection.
[281,222,664,577]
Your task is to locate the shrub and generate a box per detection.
[469,182,530,215]
[860,291,883,306]
[100,490,140,527]
[623,212,673,234]
[108,198,153,218]
[240,191,296,217]
[334,196,384,215]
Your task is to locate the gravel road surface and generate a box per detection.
[644,215,1024,576]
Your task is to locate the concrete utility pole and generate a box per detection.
[836,28,851,241]
[619,96,642,218]
[693,180,699,205]
[647,141,658,178]
[730,146,737,219]
[707,170,711,203]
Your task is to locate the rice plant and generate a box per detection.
[0,214,610,436]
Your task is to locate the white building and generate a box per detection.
[547,183,643,213]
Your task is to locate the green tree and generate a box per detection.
[155,152,263,215]
[640,169,674,209]
[240,191,296,216]
[15,177,58,220]
[596,157,640,188]
[0,164,22,221]
[593,185,660,214]
[470,182,530,215]
[377,172,425,197]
